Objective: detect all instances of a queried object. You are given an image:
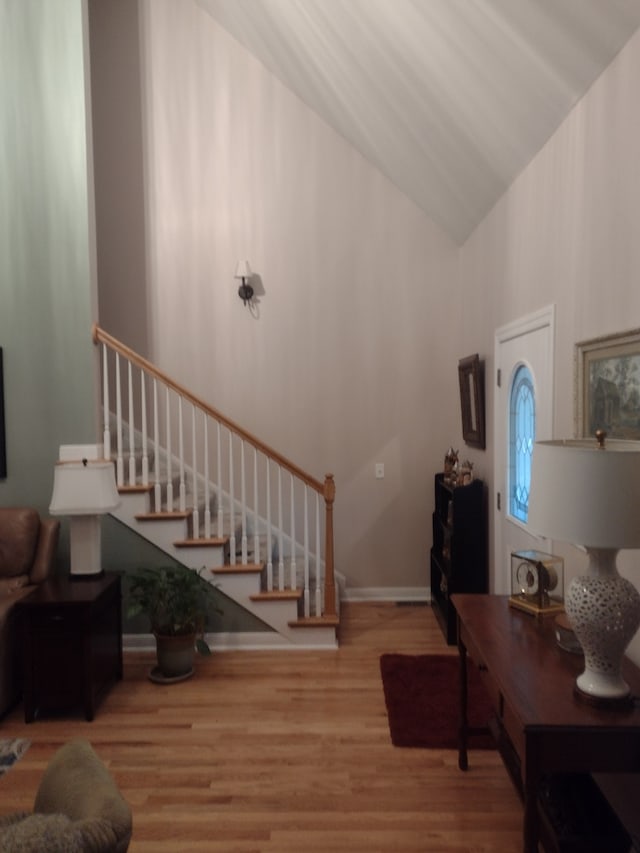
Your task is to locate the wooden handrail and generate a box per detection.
[93,324,328,494]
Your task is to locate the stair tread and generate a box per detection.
[135,511,190,521]
[118,484,153,494]
[175,537,229,547]
[211,563,264,575]
[250,590,302,602]
[289,615,340,628]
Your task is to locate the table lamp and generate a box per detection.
[528,432,640,704]
[49,444,120,577]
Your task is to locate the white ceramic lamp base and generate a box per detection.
[565,548,640,703]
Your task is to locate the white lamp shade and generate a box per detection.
[528,438,640,549]
[234,259,252,279]
[49,460,120,515]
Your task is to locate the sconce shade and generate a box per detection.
[528,439,640,549]
[234,260,252,280]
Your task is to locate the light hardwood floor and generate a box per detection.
[0,602,523,852]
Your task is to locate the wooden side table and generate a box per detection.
[453,594,640,853]
[18,573,123,722]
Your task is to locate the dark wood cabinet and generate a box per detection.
[18,573,123,722]
[453,594,640,853]
[430,473,487,644]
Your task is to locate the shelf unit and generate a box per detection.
[430,473,487,644]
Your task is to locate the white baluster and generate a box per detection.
[216,422,223,538]
[290,474,297,590]
[178,397,186,512]
[315,492,322,616]
[101,344,110,461]
[266,459,273,591]
[115,354,124,487]
[204,415,211,539]
[153,380,161,512]
[240,442,248,564]
[128,361,136,486]
[191,404,199,538]
[165,388,173,510]
[229,432,236,565]
[303,486,310,617]
[277,466,284,590]
[140,371,149,486]
[253,448,260,565]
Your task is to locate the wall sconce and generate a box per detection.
[49,444,120,578]
[528,432,640,706]
[235,260,253,305]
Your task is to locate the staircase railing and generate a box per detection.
[93,325,337,621]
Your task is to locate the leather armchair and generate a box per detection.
[0,507,60,718]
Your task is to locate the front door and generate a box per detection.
[493,306,555,593]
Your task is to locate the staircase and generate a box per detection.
[93,325,339,649]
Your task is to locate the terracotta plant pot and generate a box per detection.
[154,633,195,679]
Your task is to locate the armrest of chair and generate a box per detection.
[29,518,60,585]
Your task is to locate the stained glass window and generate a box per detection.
[509,365,535,522]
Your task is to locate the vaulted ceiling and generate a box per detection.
[197,0,640,245]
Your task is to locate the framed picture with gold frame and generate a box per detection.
[575,328,640,439]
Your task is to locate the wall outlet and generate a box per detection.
[375,463,385,479]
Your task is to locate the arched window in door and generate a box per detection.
[509,364,536,523]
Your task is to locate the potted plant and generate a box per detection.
[127,564,221,682]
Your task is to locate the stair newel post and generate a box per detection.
[323,474,337,620]
[191,403,199,539]
[303,486,310,617]
[203,414,211,540]
[178,396,186,513]
[101,343,111,461]
[216,422,223,539]
[266,458,273,592]
[240,441,248,564]
[277,467,284,590]
[140,370,149,486]
[253,447,260,565]
[289,474,297,590]
[127,361,136,486]
[115,353,124,487]
[165,387,173,511]
[229,432,236,565]
[315,492,322,617]
[153,380,161,512]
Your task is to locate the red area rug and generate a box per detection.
[379,653,495,749]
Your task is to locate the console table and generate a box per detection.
[453,594,640,853]
[18,573,123,722]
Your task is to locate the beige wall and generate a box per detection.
[95,3,640,618]
[97,0,460,596]
[459,27,640,659]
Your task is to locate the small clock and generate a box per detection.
[509,550,564,617]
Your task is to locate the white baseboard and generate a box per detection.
[123,631,337,652]
[342,587,431,603]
